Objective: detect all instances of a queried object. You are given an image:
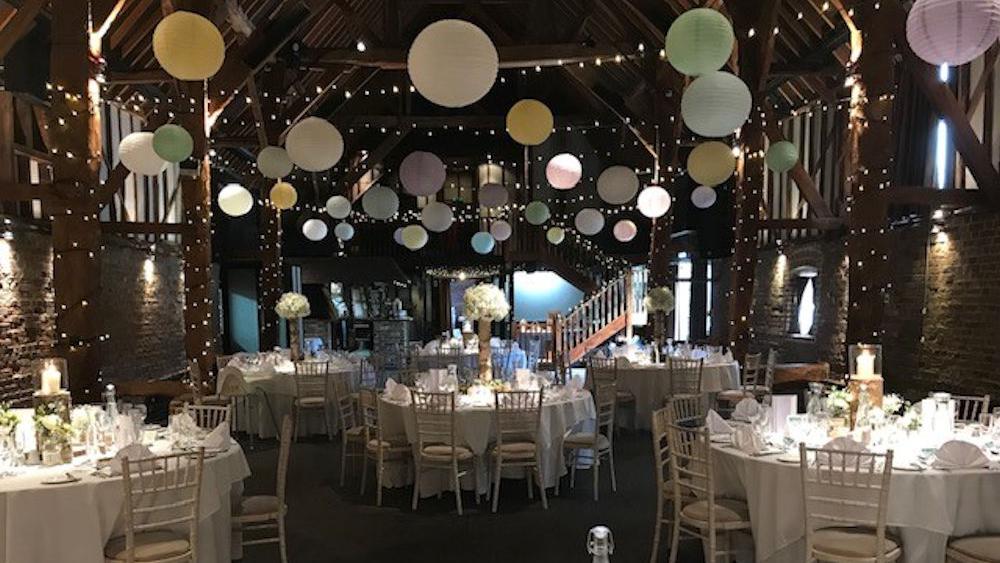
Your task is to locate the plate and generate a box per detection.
[776,452,800,464]
[41,473,82,485]
[892,462,924,472]
[710,434,732,443]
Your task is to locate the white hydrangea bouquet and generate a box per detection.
[644,286,675,313]
[275,292,310,319]
[463,283,510,379]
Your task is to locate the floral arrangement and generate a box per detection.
[470,378,511,392]
[70,407,93,439]
[0,403,19,435]
[824,388,852,418]
[34,404,73,444]
[463,283,510,321]
[881,393,904,416]
[900,403,922,431]
[644,287,675,314]
[275,292,311,319]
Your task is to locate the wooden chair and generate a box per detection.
[490,389,547,512]
[104,450,204,563]
[667,357,704,396]
[291,361,333,442]
[359,389,411,506]
[952,394,991,423]
[410,390,478,515]
[331,371,365,487]
[717,352,763,405]
[557,383,617,501]
[799,443,901,563]
[649,405,696,563]
[235,416,292,563]
[587,356,636,431]
[946,534,1000,562]
[183,403,231,431]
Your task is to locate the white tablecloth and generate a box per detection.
[616,361,740,430]
[378,391,596,496]
[236,366,355,439]
[711,445,1000,563]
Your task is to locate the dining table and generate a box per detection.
[614,358,741,430]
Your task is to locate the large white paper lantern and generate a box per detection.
[402,225,429,250]
[408,19,498,108]
[302,218,328,241]
[597,166,640,204]
[400,151,446,196]
[285,117,344,172]
[479,183,509,208]
[490,220,512,241]
[325,195,352,219]
[613,219,637,242]
[218,183,253,217]
[546,227,565,245]
[119,132,167,176]
[637,185,672,218]
[665,8,735,76]
[257,146,293,179]
[907,0,1000,66]
[546,153,583,189]
[471,231,496,254]
[269,181,297,210]
[574,208,605,236]
[524,201,551,225]
[420,201,454,232]
[681,71,752,138]
[334,222,355,241]
[691,185,718,209]
[153,11,225,81]
[362,186,399,220]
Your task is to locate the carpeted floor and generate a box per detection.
[237,431,706,562]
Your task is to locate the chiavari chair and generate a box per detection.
[410,390,478,515]
[235,416,293,563]
[490,389,547,512]
[557,383,617,501]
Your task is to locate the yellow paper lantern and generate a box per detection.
[687,142,736,186]
[269,181,297,210]
[153,11,225,81]
[506,99,554,145]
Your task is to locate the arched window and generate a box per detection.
[790,266,818,337]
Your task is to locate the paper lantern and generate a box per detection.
[325,195,351,219]
[302,218,328,241]
[637,185,672,218]
[257,146,294,179]
[152,124,192,163]
[269,181,297,210]
[546,153,583,189]
[574,208,605,236]
[665,8,735,76]
[596,166,640,204]
[285,117,344,172]
[153,11,225,81]
[613,220,637,242]
[765,141,799,173]
[907,0,1000,66]
[400,151,446,196]
[334,222,355,241]
[420,201,454,232]
[119,132,167,176]
[393,227,404,245]
[688,142,736,186]
[408,19,498,108]
[681,71,752,138]
[402,225,429,250]
[506,99,553,145]
[362,186,399,220]
[218,183,253,217]
[471,231,496,254]
[691,185,718,209]
[546,227,565,245]
[490,220,512,241]
[479,183,509,208]
[524,201,550,225]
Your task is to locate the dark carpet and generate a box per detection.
[238,431,705,562]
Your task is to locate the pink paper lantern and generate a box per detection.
[907,0,1000,66]
[546,153,583,190]
[400,151,446,196]
[613,219,637,242]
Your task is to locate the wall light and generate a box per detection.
[143,257,155,283]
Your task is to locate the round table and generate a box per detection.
[615,360,740,430]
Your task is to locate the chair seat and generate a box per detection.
[344,426,365,442]
[493,441,538,459]
[680,499,751,526]
[420,444,474,461]
[105,530,190,562]
[812,527,901,560]
[240,494,284,516]
[564,432,611,451]
[296,397,327,407]
[948,535,1000,563]
[367,438,410,454]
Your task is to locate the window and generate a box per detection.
[933,64,953,189]
[674,255,692,341]
[790,267,818,337]
[705,261,713,335]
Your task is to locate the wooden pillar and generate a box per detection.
[258,201,283,349]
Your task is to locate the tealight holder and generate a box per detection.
[30,358,71,421]
[847,344,883,408]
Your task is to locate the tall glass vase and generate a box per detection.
[289,320,304,362]
[653,310,666,363]
[478,320,492,380]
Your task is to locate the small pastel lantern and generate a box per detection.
[506,99,554,145]
[269,181,297,210]
[665,8,735,76]
[325,195,352,219]
[765,141,799,173]
[402,225,429,250]
[257,146,294,179]
[613,219,637,242]
[362,186,399,220]
[596,166,640,204]
[688,141,736,186]
[574,208,605,236]
[690,185,718,209]
[489,219,512,241]
[637,185,672,218]
[478,183,509,208]
[906,0,1000,66]
[400,151,446,196]
[546,226,565,245]
[152,124,193,163]
[218,183,254,217]
[524,201,550,225]
[420,201,454,232]
[119,132,167,176]
[285,117,344,172]
[33,357,68,397]
[471,231,496,254]
[153,11,225,81]
[546,153,583,189]
[848,344,884,407]
[302,218,328,241]
[393,227,405,245]
[334,222,354,241]
[681,71,752,138]
[408,19,498,108]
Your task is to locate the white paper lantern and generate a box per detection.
[490,220,512,241]
[420,201,454,232]
[637,185,672,218]
[479,183,509,208]
[393,227,404,245]
[613,219,637,242]
[302,218,328,241]
[681,71,752,138]
[119,132,167,176]
[691,185,718,209]
[325,195,352,219]
[907,0,1000,66]
[597,166,640,204]
[285,117,344,172]
[402,225,429,250]
[334,222,355,241]
[546,153,583,189]
[408,19,498,108]
[217,183,253,217]
[574,208,605,236]
[400,151,446,196]
[362,186,399,220]
[546,227,565,245]
[257,146,293,179]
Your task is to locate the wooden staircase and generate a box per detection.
[506,226,608,293]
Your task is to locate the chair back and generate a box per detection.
[668,394,706,427]
[410,390,457,452]
[359,388,381,442]
[742,353,763,390]
[293,361,330,404]
[953,394,991,423]
[183,403,230,430]
[586,356,617,391]
[664,417,715,509]
[494,390,543,446]
[120,450,204,563]
[594,383,617,442]
[216,366,247,398]
[276,416,293,507]
[764,349,777,389]
[330,371,356,432]
[668,357,704,395]
[651,407,672,495]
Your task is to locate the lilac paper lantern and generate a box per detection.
[400,151,446,196]
[907,0,1000,66]
[489,220,512,241]
[479,183,509,208]
[546,153,583,190]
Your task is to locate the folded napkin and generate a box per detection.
[169,412,199,438]
[384,378,411,403]
[109,443,154,475]
[706,410,734,435]
[733,426,766,455]
[932,440,990,470]
[816,436,868,467]
[733,397,762,421]
[203,421,231,450]
[565,377,584,395]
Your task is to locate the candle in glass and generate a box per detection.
[856,350,876,379]
[40,363,62,395]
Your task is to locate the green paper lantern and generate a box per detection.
[152,124,193,163]
[524,201,550,225]
[546,227,565,245]
[765,141,799,173]
[665,8,735,77]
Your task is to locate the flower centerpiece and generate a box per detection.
[462,283,510,380]
[275,291,311,361]
[644,287,675,362]
[824,388,852,432]
[0,404,20,462]
[34,403,73,466]
[881,393,904,417]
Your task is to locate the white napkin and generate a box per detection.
[565,377,584,395]
[932,440,990,469]
[733,397,762,421]
[108,443,154,475]
[816,436,868,467]
[169,412,199,437]
[202,421,231,450]
[733,426,766,455]
[706,410,733,435]
[384,378,411,403]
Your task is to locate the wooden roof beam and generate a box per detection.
[0,0,45,59]
[343,126,413,201]
[763,106,834,217]
[758,218,844,230]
